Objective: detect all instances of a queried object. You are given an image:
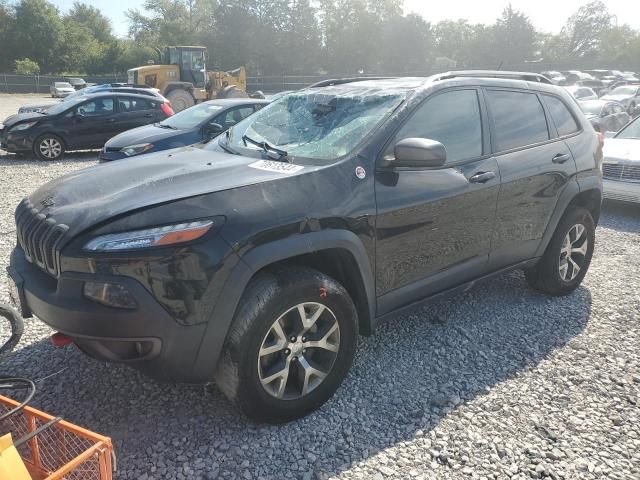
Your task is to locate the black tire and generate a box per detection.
[166,89,195,113]
[33,133,65,161]
[525,207,595,296]
[0,303,24,356]
[215,267,358,423]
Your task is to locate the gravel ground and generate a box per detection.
[1,94,640,479]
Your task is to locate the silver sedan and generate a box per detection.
[602,115,640,203]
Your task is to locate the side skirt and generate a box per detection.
[374,258,540,326]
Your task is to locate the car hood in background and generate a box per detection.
[2,112,46,128]
[603,138,640,163]
[105,124,197,149]
[26,148,316,239]
[601,94,632,103]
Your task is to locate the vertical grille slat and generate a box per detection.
[14,199,68,277]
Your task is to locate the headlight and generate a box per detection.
[9,121,37,132]
[121,143,154,157]
[83,220,214,251]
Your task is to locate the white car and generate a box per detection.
[601,85,640,114]
[602,115,640,203]
[563,85,598,101]
[49,82,75,98]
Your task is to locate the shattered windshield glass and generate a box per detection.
[216,87,406,162]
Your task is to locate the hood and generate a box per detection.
[105,124,196,149]
[601,94,631,102]
[2,112,46,128]
[18,103,56,113]
[26,147,314,239]
[603,138,640,163]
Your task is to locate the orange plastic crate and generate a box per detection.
[0,395,114,479]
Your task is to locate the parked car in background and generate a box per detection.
[100,98,269,162]
[564,85,598,101]
[585,70,620,87]
[601,115,640,203]
[601,85,640,113]
[541,71,567,85]
[1,92,174,160]
[7,72,602,422]
[579,100,631,133]
[67,77,87,90]
[621,72,639,82]
[18,84,163,114]
[575,79,606,96]
[561,70,595,84]
[49,82,75,98]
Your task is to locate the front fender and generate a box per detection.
[190,229,376,380]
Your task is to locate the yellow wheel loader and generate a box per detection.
[127,46,259,112]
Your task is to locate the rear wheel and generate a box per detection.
[219,85,247,99]
[33,134,65,161]
[165,89,195,113]
[215,267,358,423]
[525,207,595,296]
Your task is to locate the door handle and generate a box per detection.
[469,171,496,184]
[107,118,116,123]
[144,113,153,118]
[552,153,571,164]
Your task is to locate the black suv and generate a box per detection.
[7,72,603,422]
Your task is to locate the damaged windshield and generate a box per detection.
[216,87,406,162]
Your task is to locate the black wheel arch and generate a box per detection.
[191,230,376,380]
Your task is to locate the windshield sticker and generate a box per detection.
[248,160,304,174]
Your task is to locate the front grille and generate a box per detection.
[603,163,640,183]
[15,199,68,276]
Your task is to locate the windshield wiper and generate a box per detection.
[242,134,289,162]
[156,123,177,130]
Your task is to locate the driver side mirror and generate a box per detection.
[391,138,447,168]
[204,123,224,138]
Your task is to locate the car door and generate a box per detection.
[487,89,578,270]
[374,88,500,314]
[67,97,119,149]
[115,96,158,132]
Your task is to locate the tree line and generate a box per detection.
[1,0,639,76]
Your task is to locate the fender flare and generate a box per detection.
[191,230,376,379]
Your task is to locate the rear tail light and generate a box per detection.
[596,131,604,170]
[596,131,604,147]
[160,102,175,117]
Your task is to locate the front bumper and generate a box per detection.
[603,179,640,203]
[8,247,210,382]
[98,149,127,162]
[0,130,34,153]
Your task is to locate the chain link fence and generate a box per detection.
[0,74,126,94]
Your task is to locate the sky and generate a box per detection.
[49,0,640,38]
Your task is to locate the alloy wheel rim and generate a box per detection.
[258,302,340,400]
[39,138,61,159]
[559,223,588,282]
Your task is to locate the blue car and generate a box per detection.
[99,98,270,162]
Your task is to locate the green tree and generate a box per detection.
[13,0,65,73]
[493,4,536,65]
[14,58,40,74]
[561,0,612,58]
[0,1,15,71]
[67,2,114,44]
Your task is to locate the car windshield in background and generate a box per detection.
[580,101,604,116]
[616,117,640,139]
[55,82,72,88]
[610,86,638,96]
[219,89,406,162]
[159,103,224,129]
[46,96,87,115]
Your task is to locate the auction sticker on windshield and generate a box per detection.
[248,160,304,174]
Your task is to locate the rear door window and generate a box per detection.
[542,95,580,136]
[385,89,483,163]
[118,97,153,112]
[487,90,549,152]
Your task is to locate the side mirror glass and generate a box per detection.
[392,138,447,168]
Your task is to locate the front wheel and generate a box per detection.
[215,267,358,423]
[165,89,195,113]
[525,207,595,296]
[33,134,65,161]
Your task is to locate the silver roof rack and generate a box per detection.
[432,70,553,84]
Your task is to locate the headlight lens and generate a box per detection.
[84,220,214,251]
[122,143,154,157]
[10,121,37,132]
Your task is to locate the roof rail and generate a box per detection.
[433,70,553,84]
[306,77,397,89]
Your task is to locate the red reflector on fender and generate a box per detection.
[51,332,72,347]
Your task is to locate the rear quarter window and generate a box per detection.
[487,90,549,152]
[542,95,580,136]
